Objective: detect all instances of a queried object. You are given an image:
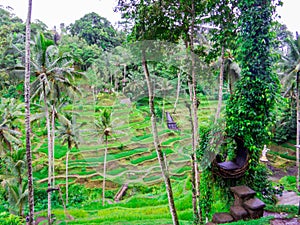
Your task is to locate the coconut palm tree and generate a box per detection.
[2,148,28,217]
[24,0,34,223]
[94,109,112,206]
[0,98,23,155]
[30,32,83,224]
[57,112,85,206]
[279,34,300,189]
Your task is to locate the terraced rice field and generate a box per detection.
[33,85,219,191]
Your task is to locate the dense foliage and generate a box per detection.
[68,12,122,50]
[0,1,299,224]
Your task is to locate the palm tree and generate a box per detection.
[57,112,85,206]
[0,98,23,155]
[279,34,300,189]
[94,109,112,206]
[2,148,28,217]
[24,0,34,223]
[29,33,83,223]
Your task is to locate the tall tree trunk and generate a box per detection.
[142,50,179,225]
[102,137,108,206]
[25,0,34,223]
[215,46,225,122]
[296,71,300,190]
[51,107,55,187]
[66,150,70,206]
[42,79,53,224]
[173,71,181,114]
[189,0,201,222]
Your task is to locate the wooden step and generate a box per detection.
[212,213,234,224]
[230,205,248,221]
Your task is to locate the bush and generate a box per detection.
[0,212,24,225]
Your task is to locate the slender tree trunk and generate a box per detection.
[173,71,181,114]
[190,154,198,222]
[296,71,300,190]
[162,92,165,126]
[43,79,53,224]
[189,0,201,221]
[215,46,225,122]
[142,50,179,225]
[25,0,35,223]
[51,107,55,187]
[66,150,70,206]
[102,137,108,206]
[18,173,23,217]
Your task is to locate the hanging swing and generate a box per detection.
[212,137,250,179]
[166,112,179,130]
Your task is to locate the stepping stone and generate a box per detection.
[230,185,256,206]
[244,197,266,210]
[205,222,216,225]
[230,205,248,221]
[243,197,265,219]
[230,186,256,198]
[212,213,234,224]
[277,191,300,206]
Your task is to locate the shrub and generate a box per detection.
[0,212,24,225]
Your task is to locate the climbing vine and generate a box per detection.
[226,0,280,154]
[198,0,282,221]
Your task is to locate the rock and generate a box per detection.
[243,197,266,219]
[243,197,266,210]
[212,212,234,224]
[230,205,248,221]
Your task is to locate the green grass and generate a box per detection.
[223,216,272,225]
[269,151,296,161]
[107,167,127,176]
[143,175,162,182]
[71,148,148,163]
[161,136,183,145]
[130,148,173,165]
[174,165,191,174]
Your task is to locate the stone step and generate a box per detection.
[243,197,266,210]
[230,185,256,206]
[212,213,234,224]
[230,205,248,221]
[230,185,256,199]
[243,197,266,219]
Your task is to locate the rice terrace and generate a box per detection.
[1,0,300,225]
